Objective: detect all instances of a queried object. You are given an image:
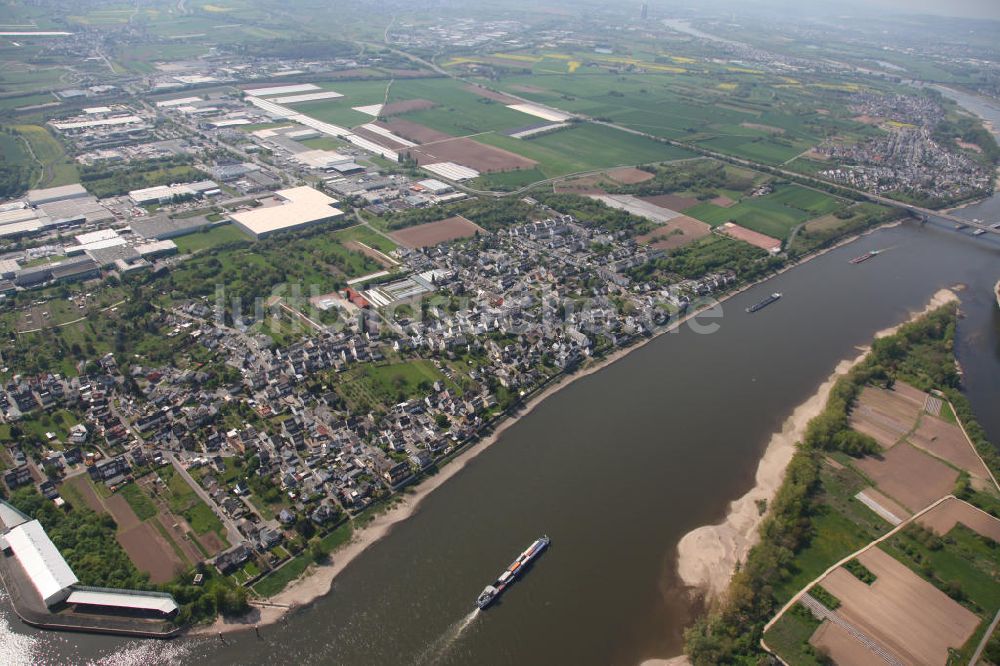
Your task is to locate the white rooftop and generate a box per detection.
[292,150,353,169]
[423,162,480,181]
[230,186,343,237]
[66,589,179,615]
[4,520,79,606]
[27,183,89,206]
[244,83,319,97]
[155,96,202,108]
[75,228,120,245]
[506,103,573,123]
[272,91,343,104]
[50,116,143,131]
[70,236,127,253]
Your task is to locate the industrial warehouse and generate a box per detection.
[0,501,180,636]
[229,185,345,239]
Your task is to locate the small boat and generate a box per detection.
[746,292,782,313]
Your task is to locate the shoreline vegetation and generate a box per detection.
[675,288,957,601]
[194,216,905,637]
[678,290,1000,664]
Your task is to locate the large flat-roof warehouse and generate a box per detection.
[0,500,179,620]
[229,185,344,239]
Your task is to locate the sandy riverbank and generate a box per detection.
[191,220,902,638]
[674,287,958,604]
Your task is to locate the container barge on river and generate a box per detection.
[476,536,550,609]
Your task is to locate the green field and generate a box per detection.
[482,70,875,166]
[686,185,842,239]
[160,465,228,540]
[470,167,548,191]
[119,482,158,521]
[172,224,252,253]
[335,358,453,411]
[283,79,398,128]
[5,125,78,188]
[884,523,1000,616]
[476,123,695,178]
[772,505,875,603]
[332,224,399,254]
[762,607,825,666]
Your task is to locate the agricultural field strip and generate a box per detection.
[762,495,951,640]
[799,593,904,665]
[764,492,1000,661]
[854,491,903,526]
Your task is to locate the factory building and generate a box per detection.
[229,186,344,239]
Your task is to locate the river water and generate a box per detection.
[5,112,1000,666]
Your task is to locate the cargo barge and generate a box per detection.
[746,293,782,313]
[476,536,550,609]
[849,250,880,264]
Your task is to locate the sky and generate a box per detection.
[722,0,1000,20]
[871,0,1000,19]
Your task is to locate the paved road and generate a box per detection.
[168,452,243,547]
[970,608,1000,666]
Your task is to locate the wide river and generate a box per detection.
[5,116,1000,666]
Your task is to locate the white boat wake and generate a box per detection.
[413,608,479,665]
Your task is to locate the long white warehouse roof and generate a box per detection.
[423,162,480,181]
[4,520,78,605]
[244,83,320,97]
[273,91,343,104]
[66,589,179,615]
[50,116,143,130]
[506,103,573,123]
